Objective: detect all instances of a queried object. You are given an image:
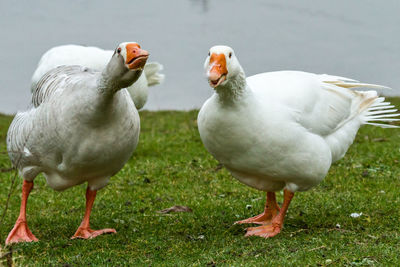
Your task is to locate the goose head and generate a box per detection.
[105,42,149,89]
[204,45,242,89]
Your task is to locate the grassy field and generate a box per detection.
[0,99,400,266]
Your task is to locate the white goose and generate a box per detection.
[31,44,165,110]
[6,42,147,244]
[197,45,399,238]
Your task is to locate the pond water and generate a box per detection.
[0,0,399,114]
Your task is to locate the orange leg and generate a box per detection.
[71,187,116,239]
[235,192,280,225]
[245,189,294,238]
[6,180,38,245]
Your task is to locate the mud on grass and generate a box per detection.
[0,100,400,266]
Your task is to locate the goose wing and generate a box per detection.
[32,65,95,108]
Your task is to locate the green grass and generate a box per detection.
[1,99,400,266]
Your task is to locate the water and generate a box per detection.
[0,0,399,114]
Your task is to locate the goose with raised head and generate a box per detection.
[197,45,399,238]
[31,44,164,110]
[6,42,148,244]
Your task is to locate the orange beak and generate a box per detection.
[208,53,228,88]
[125,43,149,70]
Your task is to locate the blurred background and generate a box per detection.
[0,0,399,114]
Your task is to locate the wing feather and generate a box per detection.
[297,74,398,136]
[248,71,398,162]
[32,65,94,107]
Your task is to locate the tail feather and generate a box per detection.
[322,76,399,129]
[325,80,392,90]
[366,114,400,120]
[322,74,392,91]
[320,74,358,83]
[144,62,165,87]
[362,97,400,128]
[368,104,395,111]
[364,122,399,129]
[367,109,398,115]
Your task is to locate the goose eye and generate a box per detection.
[117,48,121,54]
[208,51,210,56]
[229,52,232,58]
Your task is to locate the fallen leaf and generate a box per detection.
[214,163,223,171]
[157,205,193,214]
[372,137,387,142]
